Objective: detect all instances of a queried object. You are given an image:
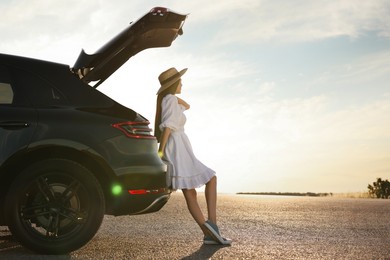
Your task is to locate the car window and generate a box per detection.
[0,83,13,104]
[11,67,68,107]
[0,65,14,104]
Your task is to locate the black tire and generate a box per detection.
[5,158,105,254]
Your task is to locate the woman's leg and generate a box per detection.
[205,176,217,224]
[182,189,209,235]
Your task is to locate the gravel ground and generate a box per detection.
[1,192,389,259]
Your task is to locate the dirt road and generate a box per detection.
[1,193,389,259]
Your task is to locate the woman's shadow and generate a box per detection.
[182,244,230,259]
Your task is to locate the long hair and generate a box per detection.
[154,80,181,142]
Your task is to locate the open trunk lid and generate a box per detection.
[72,7,187,88]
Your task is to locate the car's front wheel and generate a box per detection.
[5,158,105,254]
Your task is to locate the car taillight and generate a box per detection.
[150,7,168,16]
[112,121,155,140]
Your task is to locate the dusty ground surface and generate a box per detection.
[1,193,389,259]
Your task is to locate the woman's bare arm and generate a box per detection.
[158,127,171,158]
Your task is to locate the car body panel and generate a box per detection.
[0,107,37,165]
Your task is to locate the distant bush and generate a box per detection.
[368,178,390,199]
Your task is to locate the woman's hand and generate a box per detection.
[177,97,190,110]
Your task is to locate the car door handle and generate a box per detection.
[0,121,31,129]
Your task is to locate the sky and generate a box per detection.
[1,0,389,193]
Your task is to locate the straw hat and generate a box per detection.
[157,67,187,95]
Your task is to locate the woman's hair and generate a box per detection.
[154,80,181,142]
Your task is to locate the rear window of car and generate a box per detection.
[2,60,115,108]
[10,67,68,107]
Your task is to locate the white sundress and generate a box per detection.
[160,94,215,190]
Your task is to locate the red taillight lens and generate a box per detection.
[112,121,155,140]
[128,188,167,195]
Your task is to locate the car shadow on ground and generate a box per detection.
[0,228,23,252]
[0,228,71,259]
[182,244,230,259]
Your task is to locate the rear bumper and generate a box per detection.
[107,190,171,216]
[105,168,171,215]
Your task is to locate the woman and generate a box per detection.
[154,67,231,245]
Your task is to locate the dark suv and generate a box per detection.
[0,7,186,254]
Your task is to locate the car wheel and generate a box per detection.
[5,158,105,254]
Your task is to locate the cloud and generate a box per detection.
[0,1,155,61]
[327,50,390,85]
[204,0,390,45]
